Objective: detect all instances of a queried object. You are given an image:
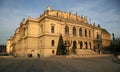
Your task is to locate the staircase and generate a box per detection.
[66,49,106,58]
[76,49,98,55]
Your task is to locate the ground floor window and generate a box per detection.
[52,50,55,54]
[51,40,54,46]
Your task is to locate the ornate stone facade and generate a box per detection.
[6,6,111,57]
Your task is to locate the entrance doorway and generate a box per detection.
[72,41,77,54]
[89,42,91,49]
[80,41,83,49]
[85,42,88,49]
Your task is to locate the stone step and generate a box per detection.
[66,54,112,58]
[76,49,98,55]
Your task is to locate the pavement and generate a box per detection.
[0,55,120,72]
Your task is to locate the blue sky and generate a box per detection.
[0,0,120,44]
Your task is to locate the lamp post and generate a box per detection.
[31,50,34,57]
[64,25,72,55]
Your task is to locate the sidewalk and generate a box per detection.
[66,54,113,58]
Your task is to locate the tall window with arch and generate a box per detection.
[89,30,91,37]
[41,25,43,33]
[79,28,82,36]
[85,29,87,37]
[25,26,28,36]
[22,27,25,37]
[65,25,69,36]
[73,26,76,36]
[97,32,99,39]
[80,41,83,49]
[89,42,91,49]
[85,41,88,49]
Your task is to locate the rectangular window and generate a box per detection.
[52,50,55,54]
[51,26,54,33]
[41,25,43,33]
[52,40,54,46]
[85,29,87,37]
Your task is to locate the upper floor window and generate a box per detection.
[22,27,25,37]
[97,33,99,39]
[51,25,55,33]
[85,29,87,37]
[89,30,91,37]
[41,25,43,33]
[65,25,69,36]
[79,28,82,36]
[73,26,76,36]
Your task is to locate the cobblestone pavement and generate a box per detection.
[0,55,120,72]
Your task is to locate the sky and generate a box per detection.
[0,0,120,44]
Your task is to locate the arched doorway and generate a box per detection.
[80,41,83,49]
[98,43,100,50]
[72,41,77,54]
[85,42,88,49]
[89,42,91,49]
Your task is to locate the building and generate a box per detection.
[101,28,111,49]
[6,6,111,57]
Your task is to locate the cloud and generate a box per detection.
[0,8,40,44]
[67,0,120,37]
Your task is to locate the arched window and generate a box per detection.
[65,25,69,36]
[22,28,25,37]
[73,26,76,36]
[41,25,43,33]
[89,42,91,49]
[85,29,87,37]
[80,41,83,49]
[85,41,88,49]
[97,33,99,39]
[89,30,91,37]
[79,28,82,36]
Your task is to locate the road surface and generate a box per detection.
[0,55,120,72]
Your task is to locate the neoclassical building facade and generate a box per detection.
[6,6,111,57]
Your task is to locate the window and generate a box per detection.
[85,29,87,37]
[73,26,76,36]
[89,42,91,49]
[89,30,91,37]
[85,42,88,49]
[52,50,55,54]
[22,28,25,37]
[51,26,54,33]
[97,33,99,39]
[79,28,82,36]
[51,40,54,46]
[80,41,83,49]
[41,25,43,33]
[65,25,69,36]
